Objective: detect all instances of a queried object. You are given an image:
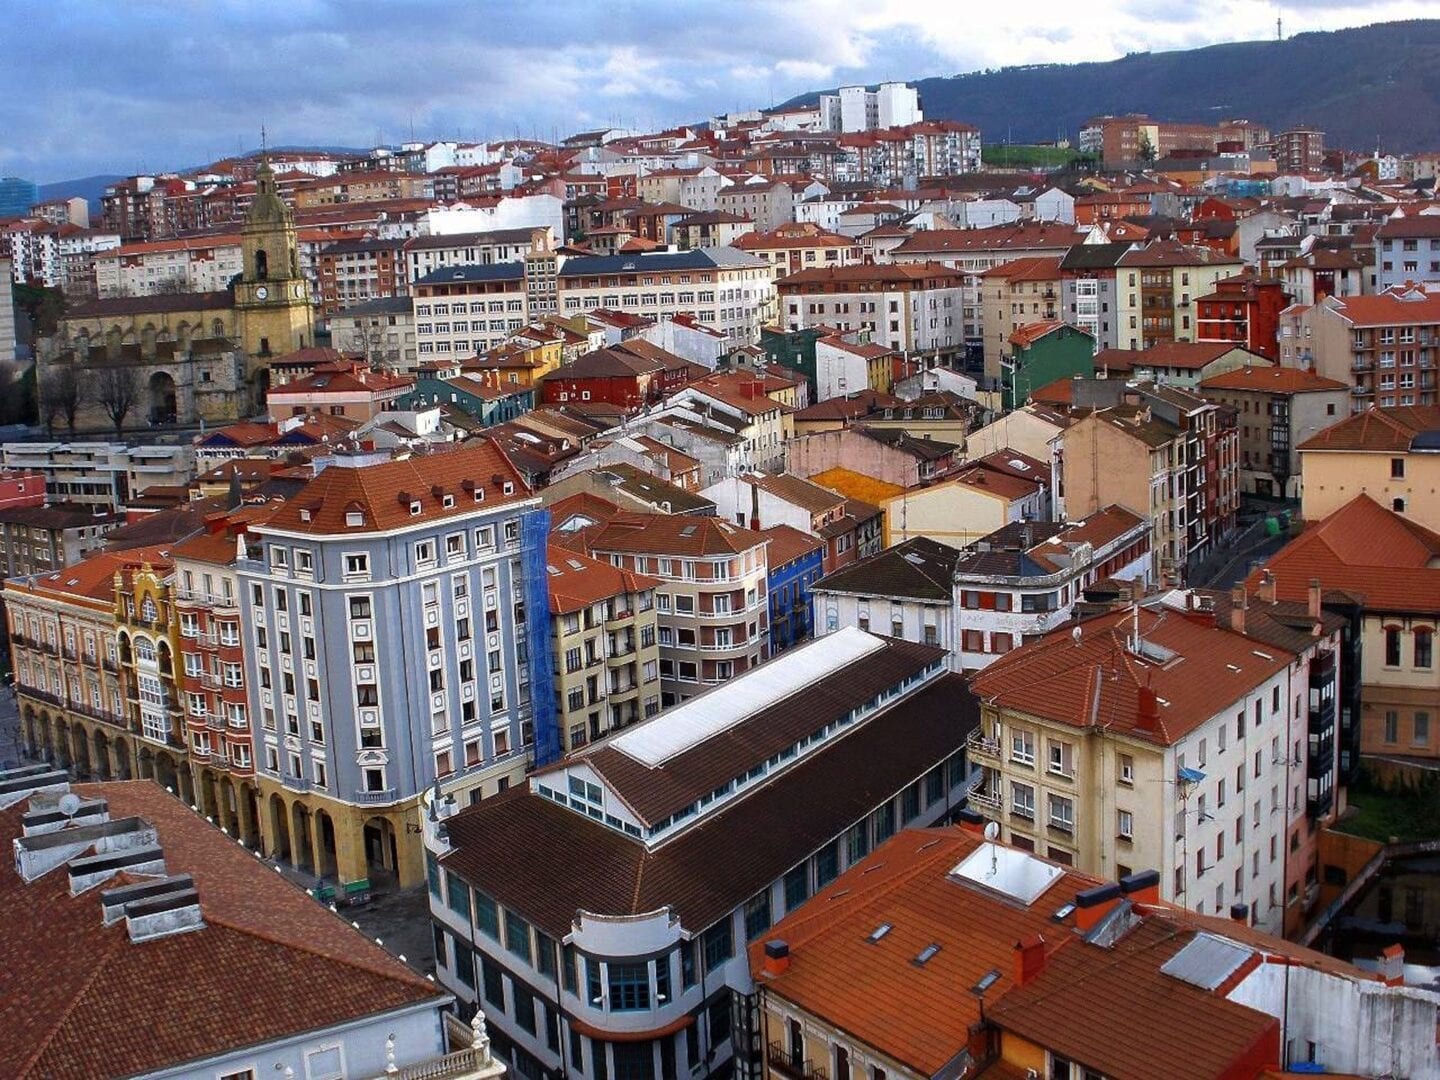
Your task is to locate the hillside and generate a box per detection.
[36,175,123,216]
[786,20,1440,154]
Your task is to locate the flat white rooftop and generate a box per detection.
[609,627,886,767]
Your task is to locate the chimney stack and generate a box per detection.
[1229,902,1250,924]
[763,939,791,977]
[1228,584,1247,635]
[956,808,986,835]
[1258,569,1276,604]
[1379,943,1405,986]
[1308,577,1323,621]
[1136,681,1160,732]
[1014,934,1046,987]
[1119,869,1160,906]
[1074,883,1124,933]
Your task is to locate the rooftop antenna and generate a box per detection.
[984,820,1000,877]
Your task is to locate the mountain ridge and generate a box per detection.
[781,20,1440,154]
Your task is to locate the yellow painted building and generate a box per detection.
[1298,405,1440,533]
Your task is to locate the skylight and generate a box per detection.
[913,944,941,965]
[867,923,892,943]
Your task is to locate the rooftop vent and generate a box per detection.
[14,815,157,884]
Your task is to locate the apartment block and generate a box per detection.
[778,263,966,361]
[547,543,662,754]
[236,442,551,893]
[1115,240,1244,351]
[561,512,769,706]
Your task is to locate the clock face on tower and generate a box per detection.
[255,286,269,300]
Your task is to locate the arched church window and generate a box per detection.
[255,249,269,280]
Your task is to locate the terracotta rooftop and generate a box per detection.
[1199,365,1349,394]
[1247,494,1440,614]
[1296,404,1440,453]
[576,510,767,558]
[1096,341,1239,372]
[546,543,659,615]
[254,439,531,535]
[758,523,824,568]
[970,602,1295,746]
[0,780,441,1079]
[1009,319,1073,348]
[747,472,844,515]
[1330,287,1440,327]
[794,390,902,422]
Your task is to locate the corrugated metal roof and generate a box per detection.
[1159,931,1252,990]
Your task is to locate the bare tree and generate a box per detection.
[38,366,83,435]
[94,366,142,436]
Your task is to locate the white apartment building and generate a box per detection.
[819,83,922,132]
[405,228,551,282]
[777,263,966,359]
[0,441,194,509]
[93,235,245,298]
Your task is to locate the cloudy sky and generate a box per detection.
[5,0,1435,183]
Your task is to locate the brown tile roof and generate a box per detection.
[758,523,824,568]
[1095,342,1237,371]
[255,439,532,535]
[985,913,1278,1080]
[890,223,1080,255]
[814,536,960,602]
[546,543,659,615]
[748,472,844,515]
[1247,495,1440,614]
[1118,238,1240,268]
[970,603,1294,746]
[580,636,945,825]
[65,291,234,319]
[1,781,441,1080]
[1199,365,1349,393]
[778,262,964,288]
[575,510,766,558]
[1009,319,1071,348]
[440,671,977,936]
[1330,288,1440,327]
[980,255,1064,282]
[953,466,1041,501]
[793,389,901,422]
[0,504,117,530]
[1296,404,1440,453]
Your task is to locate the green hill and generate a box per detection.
[785,20,1440,154]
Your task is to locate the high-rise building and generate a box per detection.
[0,257,16,361]
[0,175,38,218]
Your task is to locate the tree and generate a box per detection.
[38,366,83,435]
[1137,131,1157,164]
[93,366,141,436]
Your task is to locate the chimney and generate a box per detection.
[1379,943,1405,987]
[1229,902,1250,924]
[1074,883,1124,933]
[1014,934,1046,987]
[750,479,761,531]
[1136,681,1160,733]
[1257,568,1276,604]
[1308,577,1322,621]
[1228,584,1247,635]
[1119,869,1161,906]
[763,939,791,977]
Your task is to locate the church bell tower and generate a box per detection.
[235,153,314,366]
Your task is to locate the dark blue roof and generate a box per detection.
[557,248,762,276]
[414,263,525,286]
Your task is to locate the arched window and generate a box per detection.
[141,597,158,623]
[133,636,156,665]
[255,249,269,280]
[212,318,225,339]
[1416,627,1434,670]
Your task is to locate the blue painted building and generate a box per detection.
[760,524,824,654]
[236,440,554,893]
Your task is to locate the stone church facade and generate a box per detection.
[41,158,317,430]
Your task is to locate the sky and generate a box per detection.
[5,0,1438,183]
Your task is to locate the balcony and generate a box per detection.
[967,786,1002,814]
[355,787,399,804]
[281,775,312,793]
[966,728,1002,761]
[768,1042,829,1080]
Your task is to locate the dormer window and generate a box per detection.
[474,488,485,503]
[442,494,456,509]
[502,482,515,496]
[410,501,422,516]
[345,511,365,528]
[299,508,312,522]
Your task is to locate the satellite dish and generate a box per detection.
[983,821,1000,842]
[58,793,82,818]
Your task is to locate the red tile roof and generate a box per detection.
[1296,405,1440,452]
[758,523,824,567]
[1009,319,1071,348]
[1095,341,1238,371]
[1330,287,1440,327]
[546,543,659,615]
[1,781,441,1080]
[1248,495,1440,614]
[256,439,532,535]
[577,510,767,558]
[1200,365,1349,393]
[971,603,1294,745]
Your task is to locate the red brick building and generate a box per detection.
[0,470,45,510]
[1196,273,1290,360]
[539,340,703,415]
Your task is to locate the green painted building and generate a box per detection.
[1002,321,1095,411]
[760,325,823,390]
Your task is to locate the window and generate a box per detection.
[445,870,470,921]
[1386,627,1403,667]
[608,961,651,1011]
[1391,457,1406,479]
[702,919,733,972]
[1047,794,1074,832]
[1119,754,1134,784]
[1416,711,1431,747]
[1011,782,1035,819]
[505,911,533,964]
[744,889,772,941]
[1417,629,1434,670]
[783,863,810,910]
[1385,710,1400,744]
[1011,729,1035,765]
[344,553,370,578]
[1117,809,1134,840]
[1047,739,1074,777]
